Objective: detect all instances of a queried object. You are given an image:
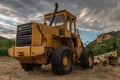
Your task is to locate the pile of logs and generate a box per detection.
[94,51,120,66]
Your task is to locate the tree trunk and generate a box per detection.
[94,51,118,65]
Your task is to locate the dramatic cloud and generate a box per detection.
[0,0,120,38]
[77,0,120,32]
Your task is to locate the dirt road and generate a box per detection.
[0,57,120,80]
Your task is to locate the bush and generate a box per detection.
[87,36,118,56]
[0,38,14,56]
[0,47,8,56]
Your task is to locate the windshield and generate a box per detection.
[45,14,64,26]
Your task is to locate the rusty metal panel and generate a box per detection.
[8,47,14,57]
[15,46,31,57]
[31,46,44,56]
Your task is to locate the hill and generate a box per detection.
[86,31,120,56]
[0,36,14,56]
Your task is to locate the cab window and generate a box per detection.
[71,19,75,33]
[67,16,71,31]
[45,14,64,27]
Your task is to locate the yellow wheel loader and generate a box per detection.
[8,3,94,75]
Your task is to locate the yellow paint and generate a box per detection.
[63,56,69,67]
[15,46,31,57]
[89,54,93,66]
[31,46,44,56]
[8,47,14,57]
[8,10,84,64]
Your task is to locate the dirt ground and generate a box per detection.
[0,57,120,80]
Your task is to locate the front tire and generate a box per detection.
[80,49,94,69]
[51,46,73,75]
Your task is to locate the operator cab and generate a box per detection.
[44,10,77,34]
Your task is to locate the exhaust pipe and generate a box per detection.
[50,3,58,26]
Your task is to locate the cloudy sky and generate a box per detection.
[0,0,120,40]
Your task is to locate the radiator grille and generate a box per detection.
[16,23,32,46]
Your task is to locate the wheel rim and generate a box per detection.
[88,54,93,66]
[63,55,69,68]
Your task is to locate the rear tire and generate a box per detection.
[51,46,73,75]
[20,63,33,71]
[80,49,94,69]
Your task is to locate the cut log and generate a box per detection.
[94,51,118,65]
[109,56,118,66]
[118,57,120,65]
